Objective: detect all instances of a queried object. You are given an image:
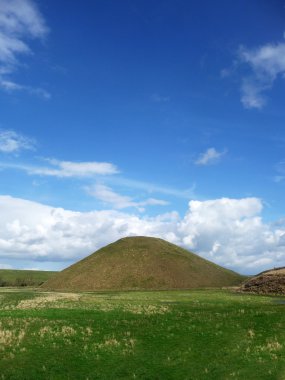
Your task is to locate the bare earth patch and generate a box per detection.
[240,268,285,295]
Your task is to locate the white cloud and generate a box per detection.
[0,0,49,97]
[195,147,226,166]
[0,195,173,262]
[87,184,136,209]
[179,198,285,273]
[0,30,30,64]
[0,159,194,200]
[239,42,285,78]
[0,79,23,90]
[0,0,48,38]
[0,159,119,177]
[86,183,169,210]
[0,79,51,99]
[108,177,195,199]
[1,195,285,274]
[143,198,169,206]
[33,159,119,177]
[240,78,267,109]
[238,36,285,108]
[0,129,35,153]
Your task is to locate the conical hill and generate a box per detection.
[42,236,243,291]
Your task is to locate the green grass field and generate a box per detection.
[0,289,285,379]
[0,269,56,287]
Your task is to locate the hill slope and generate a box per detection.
[239,267,285,294]
[42,236,243,291]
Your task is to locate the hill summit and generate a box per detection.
[42,236,243,291]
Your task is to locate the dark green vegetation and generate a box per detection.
[1,289,285,379]
[0,269,56,287]
[43,236,244,291]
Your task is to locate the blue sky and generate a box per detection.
[1,0,285,274]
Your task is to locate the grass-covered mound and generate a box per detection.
[240,267,285,295]
[42,236,243,291]
[0,269,56,287]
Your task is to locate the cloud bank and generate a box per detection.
[1,195,284,274]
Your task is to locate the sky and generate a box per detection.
[0,0,285,274]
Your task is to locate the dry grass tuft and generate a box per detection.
[13,292,80,310]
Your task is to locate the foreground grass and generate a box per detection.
[0,289,285,379]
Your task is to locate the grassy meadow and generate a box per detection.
[0,289,285,379]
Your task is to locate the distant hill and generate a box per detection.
[42,236,243,291]
[0,269,57,287]
[239,267,285,294]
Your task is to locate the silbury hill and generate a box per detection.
[42,236,243,291]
